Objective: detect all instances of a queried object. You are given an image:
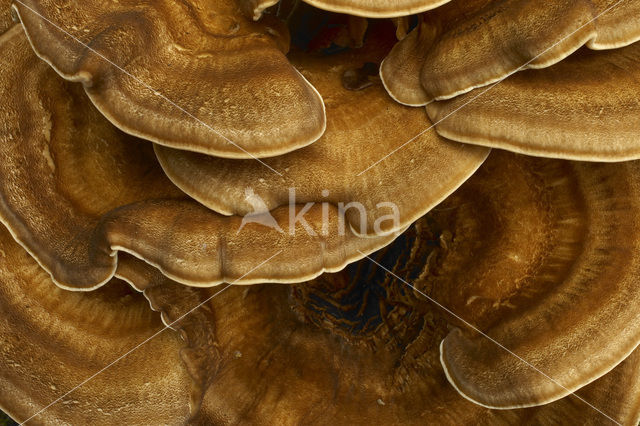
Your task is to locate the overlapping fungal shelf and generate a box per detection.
[1,1,640,424]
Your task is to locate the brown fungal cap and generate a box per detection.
[301,0,453,18]
[381,0,640,105]
[427,42,640,161]
[432,151,640,408]
[4,147,640,422]
[589,0,640,49]
[135,216,640,424]
[380,17,436,106]
[0,25,182,289]
[100,199,404,287]
[5,220,639,424]
[0,225,192,424]
[155,23,489,237]
[114,254,220,415]
[0,27,400,289]
[13,0,326,158]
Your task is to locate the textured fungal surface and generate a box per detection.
[155,22,488,236]
[13,0,326,158]
[2,0,640,424]
[0,0,12,34]
[0,226,192,424]
[380,0,640,105]
[0,25,399,289]
[143,153,640,423]
[435,153,640,408]
[0,26,183,288]
[427,42,640,160]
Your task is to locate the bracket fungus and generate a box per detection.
[380,0,640,106]
[0,25,183,289]
[4,218,640,424]
[100,199,405,287]
[114,254,221,416]
[432,151,640,409]
[155,23,489,236]
[2,0,640,423]
[12,0,326,158]
[0,26,400,289]
[427,41,640,161]
[0,226,193,424]
[127,164,640,423]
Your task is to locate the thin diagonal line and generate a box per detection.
[357,0,627,176]
[359,252,621,425]
[20,250,283,425]
[12,0,283,177]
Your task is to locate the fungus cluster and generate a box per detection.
[1,0,640,424]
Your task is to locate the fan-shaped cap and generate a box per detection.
[0,27,400,289]
[134,219,640,424]
[0,25,183,289]
[4,219,639,424]
[431,151,640,408]
[0,225,192,424]
[301,0,453,18]
[12,0,326,158]
[380,17,436,106]
[155,23,489,236]
[98,199,404,287]
[427,42,640,161]
[589,0,640,49]
[381,0,640,105]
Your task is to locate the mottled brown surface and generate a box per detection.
[428,41,640,160]
[3,151,640,423]
[0,226,192,424]
[138,155,640,423]
[381,0,640,105]
[1,1,640,423]
[13,0,326,158]
[126,152,640,423]
[0,26,183,289]
[155,22,489,235]
[0,1,12,35]
[100,199,403,286]
[435,152,640,408]
[0,28,399,289]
